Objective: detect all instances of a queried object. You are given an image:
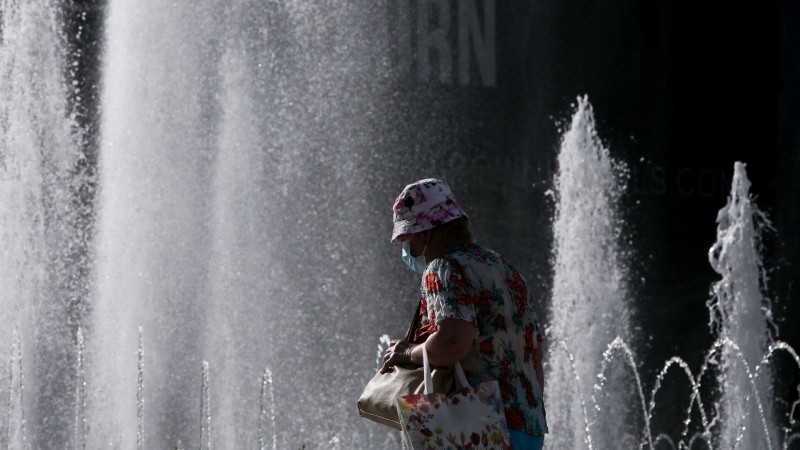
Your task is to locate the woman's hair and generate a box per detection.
[432,217,474,249]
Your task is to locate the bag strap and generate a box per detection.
[404,298,422,342]
[421,345,469,395]
[453,361,469,389]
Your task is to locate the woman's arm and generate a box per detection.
[410,318,474,367]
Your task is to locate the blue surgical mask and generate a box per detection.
[401,240,428,274]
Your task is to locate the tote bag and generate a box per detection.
[357,363,454,430]
[396,345,513,450]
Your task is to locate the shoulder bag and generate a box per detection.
[357,299,454,430]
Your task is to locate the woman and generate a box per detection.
[381,178,548,450]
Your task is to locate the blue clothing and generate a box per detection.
[509,430,544,450]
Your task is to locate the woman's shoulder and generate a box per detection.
[452,243,504,265]
[427,244,504,277]
[427,245,473,274]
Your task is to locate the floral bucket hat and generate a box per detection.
[391,178,468,242]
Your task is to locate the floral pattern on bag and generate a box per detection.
[397,380,513,450]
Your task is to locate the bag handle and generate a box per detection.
[421,344,469,394]
[404,299,422,342]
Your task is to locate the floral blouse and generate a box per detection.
[412,243,548,436]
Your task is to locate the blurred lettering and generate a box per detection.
[390,0,496,87]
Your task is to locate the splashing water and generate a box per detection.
[200,361,211,450]
[137,327,144,450]
[258,369,277,450]
[546,95,635,449]
[4,330,26,450]
[707,162,777,449]
[644,337,800,449]
[74,328,87,450]
[0,0,91,446]
[88,0,398,446]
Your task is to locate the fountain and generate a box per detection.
[546,95,636,449]
[544,106,797,449]
[0,0,92,447]
[708,161,778,449]
[1,0,799,449]
[88,0,404,447]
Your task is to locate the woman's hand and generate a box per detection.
[380,319,473,373]
[380,339,418,374]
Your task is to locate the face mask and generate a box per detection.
[401,240,428,274]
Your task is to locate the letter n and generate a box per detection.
[458,0,496,87]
